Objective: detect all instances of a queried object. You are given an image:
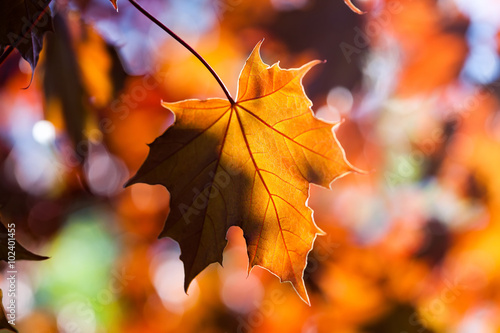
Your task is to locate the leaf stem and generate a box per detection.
[128,0,235,104]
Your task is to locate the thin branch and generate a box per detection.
[0,47,14,66]
[128,0,235,105]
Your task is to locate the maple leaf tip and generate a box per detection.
[123,177,136,188]
[109,0,118,11]
[299,60,323,77]
[295,285,311,306]
[22,67,36,90]
[352,166,370,175]
[184,279,193,295]
[250,39,266,58]
[344,0,366,14]
[317,228,327,236]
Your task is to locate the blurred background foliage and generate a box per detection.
[1,0,500,332]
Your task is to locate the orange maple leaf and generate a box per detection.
[126,41,356,304]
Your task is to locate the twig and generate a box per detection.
[128,0,235,104]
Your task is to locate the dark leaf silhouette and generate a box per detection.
[0,0,53,81]
[0,222,48,261]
